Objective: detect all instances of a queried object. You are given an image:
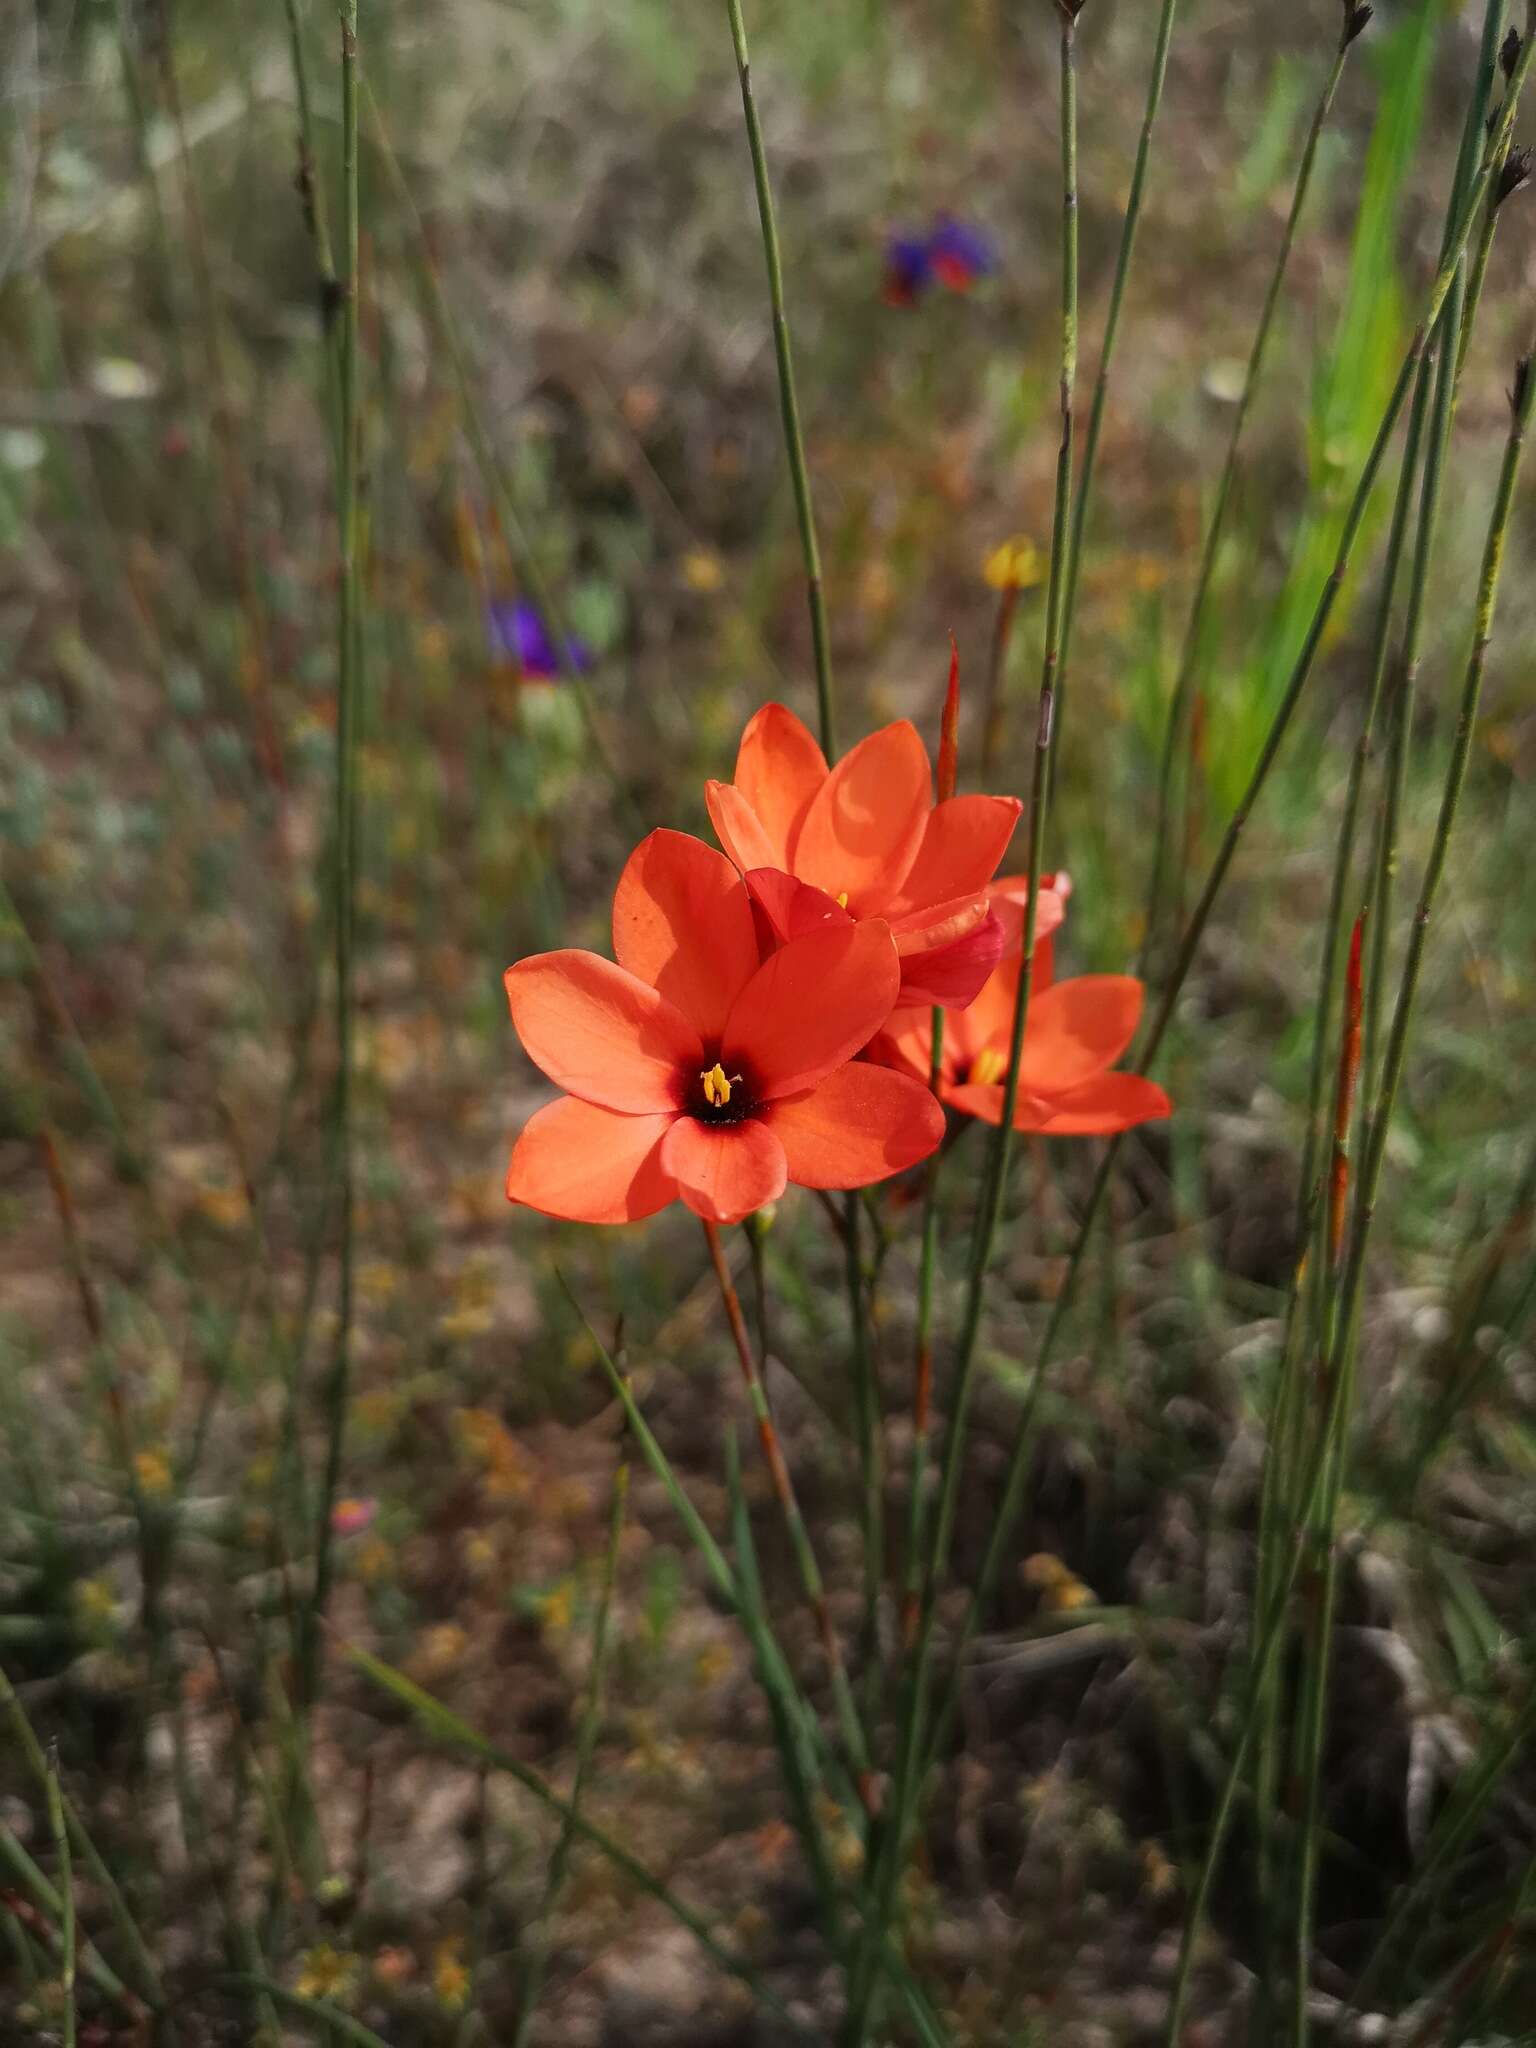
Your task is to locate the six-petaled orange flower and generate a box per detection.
[705,703,1049,1010]
[504,830,944,1226]
[871,940,1172,1137]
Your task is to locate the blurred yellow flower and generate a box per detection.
[433,1935,471,2011]
[681,549,724,592]
[134,1448,173,1498]
[983,535,1044,591]
[295,1945,361,2002]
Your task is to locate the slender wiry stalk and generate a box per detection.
[45,1747,74,2048]
[701,1223,873,1797]
[147,0,283,789]
[302,0,362,1712]
[0,1668,164,2012]
[910,23,1536,1849]
[511,1461,626,2047]
[1143,14,1362,972]
[1049,0,1179,794]
[721,0,835,756]
[1166,330,1535,2048]
[1286,914,1365,2048]
[1361,263,1465,1116]
[1454,0,1517,394]
[900,646,961,1642]
[844,25,1083,2040]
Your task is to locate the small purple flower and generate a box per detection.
[927,215,997,293]
[486,597,591,681]
[883,232,933,308]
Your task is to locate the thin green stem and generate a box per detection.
[348,1646,816,2034]
[1167,327,1535,2048]
[905,23,1536,1878]
[702,1222,873,1793]
[722,0,836,756]
[1360,268,1464,1121]
[899,1010,946,1648]
[45,1747,75,2048]
[1050,0,1179,798]
[511,1462,627,2046]
[302,0,362,1713]
[846,25,1082,2039]
[1144,26,1355,974]
[843,1193,883,1706]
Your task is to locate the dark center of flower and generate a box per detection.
[690,1059,757,1125]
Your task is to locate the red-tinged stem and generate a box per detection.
[938,634,961,802]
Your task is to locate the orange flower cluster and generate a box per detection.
[504,702,1169,1227]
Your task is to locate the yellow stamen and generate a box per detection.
[836,891,849,910]
[972,1047,1007,1087]
[701,1062,732,1108]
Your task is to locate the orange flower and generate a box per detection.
[505,830,944,1226]
[871,938,1171,1136]
[705,703,1049,1010]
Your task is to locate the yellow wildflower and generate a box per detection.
[295,1945,361,2003]
[983,535,1044,592]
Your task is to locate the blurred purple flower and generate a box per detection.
[928,215,997,293]
[882,233,933,308]
[486,597,591,681]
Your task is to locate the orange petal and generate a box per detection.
[659,1116,787,1224]
[885,893,987,955]
[942,1080,1008,1126]
[766,1065,943,1189]
[1018,975,1143,1094]
[733,703,828,867]
[706,781,780,874]
[744,868,854,947]
[896,911,1006,1010]
[989,873,1067,955]
[1027,1072,1171,1135]
[865,1019,945,1086]
[721,920,900,1100]
[612,829,759,1039]
[504,952,700,1112]
[506,1098,676,1223]
[793,721,932,915]
[887,795,1021,916]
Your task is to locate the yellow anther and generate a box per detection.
[701,1062,732,1108]
[972,1047,1007,1087]
[836,891,849,910]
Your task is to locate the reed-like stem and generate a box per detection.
[302,0,362,1713]
[1165,330,1535,2048]
[722,0,836,757]
[899,1012,946,1650]
[1360,264,1464,1120]
[510,1460,627,2047]
[45,1745,75,2048]
[843,27,1083,2040]
[701,1223,874,1798]
[1143,19,1358,973]
[908,21,1536,1848]
[1049,0,1179,794]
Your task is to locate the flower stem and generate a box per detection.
[722,0,836,757]
[301,0,362,1714]
[906,16,1536,1865]
[701,1222,874,1801]
[1143,20,1356,975]
[844,23,1082,2039]
[1049,0,1179,797]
